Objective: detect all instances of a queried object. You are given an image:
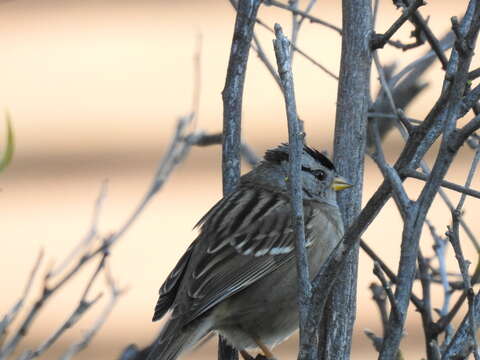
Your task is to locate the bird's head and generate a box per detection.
[241,144,352,204]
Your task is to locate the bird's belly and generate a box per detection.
[212,261,300,349]
[211,211,342,351]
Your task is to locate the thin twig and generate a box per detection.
[369,284,389,337]
[273,23,312,360]
[49,181,108,278]
[456,147,480,212]
[296,0,318,33]
[360,240,424,311]
[388,31,454,88]
[374,36,480,256]
[372,52,414,135]
[0,250,44,347]
[403,169,480,200]
[420,161,480,253]
[372,0,380,28]
[369,117,411,219]
[417,250,436,359]
[442,291,480,359]
[373,262,401,321]
[448,216,480,360]
[426,220,452,322]
[368,112,422,124]
[289,0,300,60]
[264,0,342,35]
[445,147,480,359]
[252,34,283,92]
[17,253,109,360]
[364,329,384,353]
[371,0,426,50]
[190,32,202,131]
[0,117,224,360]
[227,0,339,81]
[399,0,449,68]
[59,268,126,360]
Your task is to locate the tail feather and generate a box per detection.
[147,318,212,360]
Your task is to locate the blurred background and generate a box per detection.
[1,0,480,359]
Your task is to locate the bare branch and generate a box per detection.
[427,220,452,321]
[315,0,372,358]
[221,0,261,195]
[371,0,426,50]
[442,291,480,359]
[294,0,318,47]
[443,147,480,359]
[360,240,424,312]
[264,0,342,35]
[273,23,312,360]
[49,181,108,278]
[373,263,401,321]
[252,34,283,92]
[369,284,389,337]
[403,169,480,200]
[399,0,449,68]
[60,268,126,360]
[190,32,203,131]
[369,117,411,219]
[288,0,300,58]
[372,52,415,136]
[227,0,339,81]
[447,215,480,359]
[364,329,383,353]
[17,253,109,360]
[417,250,437,359]
[379,2,480,356]
[220,1,261,358]
[0,250,43,347]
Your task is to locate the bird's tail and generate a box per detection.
[147,317,212,360]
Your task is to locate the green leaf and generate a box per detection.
[0,112,14,172]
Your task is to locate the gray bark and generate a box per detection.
[220,0,262,359]
[317,0,372,358]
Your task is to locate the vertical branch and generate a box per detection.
[289,0,300,54]
[273,23,312,358]
[222,0,262,195]
[318,0,372,358]
[220,0,261,359]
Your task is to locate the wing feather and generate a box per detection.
[172,186,317,325]
[153,240,197,321]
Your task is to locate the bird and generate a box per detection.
[147,144,352,360]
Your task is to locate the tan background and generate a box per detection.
[1,0,479,359]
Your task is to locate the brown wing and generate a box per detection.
[171,186,317,325]
[152,240,197,321]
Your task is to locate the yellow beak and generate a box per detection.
[331,176,353,191]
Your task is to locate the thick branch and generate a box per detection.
[221,0,261,195]
[317,0,372,359]
[220,0,261,358]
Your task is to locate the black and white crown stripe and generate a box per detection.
[264,143,335,171]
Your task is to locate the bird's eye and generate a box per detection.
[302,166,326,180]
[312,170,326,180]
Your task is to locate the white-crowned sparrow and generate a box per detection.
[147,144,351,360]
